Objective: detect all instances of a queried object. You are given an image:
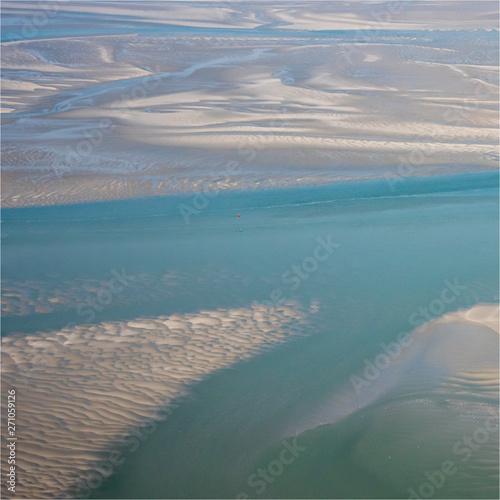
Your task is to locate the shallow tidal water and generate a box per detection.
[2,172,499,499]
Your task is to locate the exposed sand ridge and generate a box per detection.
[1,303,308,498]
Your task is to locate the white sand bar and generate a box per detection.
[1,303,307,498]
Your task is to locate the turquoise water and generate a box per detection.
[2,173,499,498]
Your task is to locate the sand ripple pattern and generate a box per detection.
[2,3,498,207]
[1,304,307,499]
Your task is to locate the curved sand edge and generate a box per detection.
[1,303,307,499]
[452,303,500,334]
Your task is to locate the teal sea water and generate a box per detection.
[2,172,499,498]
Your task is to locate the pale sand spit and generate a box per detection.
[285,303,499,440]
[1,303,307,499]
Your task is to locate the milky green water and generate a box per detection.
[2,173,499,498]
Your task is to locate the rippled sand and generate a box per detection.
[2,303,497,498]
[2,1,498,207]
[1,304,307,499]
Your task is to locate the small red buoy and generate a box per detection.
[237,213,240,217]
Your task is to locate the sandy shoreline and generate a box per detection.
[2,165,498,209]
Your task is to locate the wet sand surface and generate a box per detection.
[2,1,498,207]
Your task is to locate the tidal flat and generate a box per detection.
[1,1,499,499]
